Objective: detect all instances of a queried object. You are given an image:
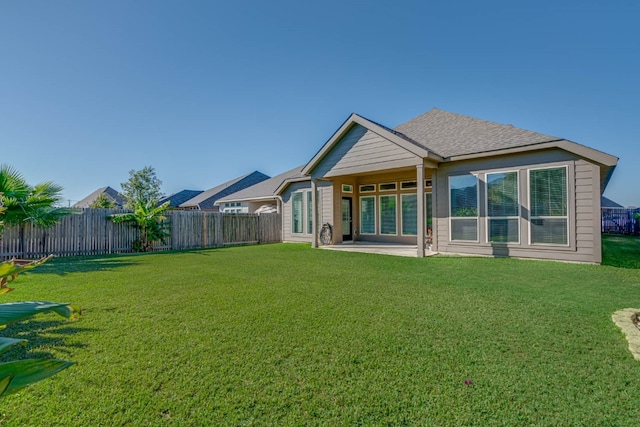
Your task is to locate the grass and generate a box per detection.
[0,238,639,425]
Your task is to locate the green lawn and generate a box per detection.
[1,237,640,425]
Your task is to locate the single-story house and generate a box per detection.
[175,171,270,211]
[215,165,307,214]
[74,186,125,208]
[275,108,617,263]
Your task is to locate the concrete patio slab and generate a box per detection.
[319,242,437,258]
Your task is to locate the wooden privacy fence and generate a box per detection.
[0,209,282,259]
[602,207,640,236]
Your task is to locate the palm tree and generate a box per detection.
[109,200,170,252]
[0,165,76,257]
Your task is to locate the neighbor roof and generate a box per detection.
[216,165,307,204]
[159,190,203,207]
[73,186,125,208]
[179,171,270,209]
[601,196,624,208]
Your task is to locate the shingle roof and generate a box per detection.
[179,171,270,210]
[393,108,563,158]
[73,186,125,208]
[601,196,624,208]
[216,165,306,203]
[159,190,203,207]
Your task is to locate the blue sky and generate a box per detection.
[1,1,638,206]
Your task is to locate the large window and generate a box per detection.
[426,192,433,233]
[529,167,568,245]
[449,174,478,241]
[360,196,376,235]
[487,171,519,243]
[292,192,303,234]
[379,195,397,235]
[401,194,417,235]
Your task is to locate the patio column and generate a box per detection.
[431,172,437,252]
[417,164,425,257]
[311,179,318,248]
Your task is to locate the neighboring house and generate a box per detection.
[277,108,618,263]
[73,186,125,208]
[159,190,204,208]
[215,165,308,214]
[601,196,624,209]
[177,171,270,211]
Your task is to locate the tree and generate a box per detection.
[0,256,80,398]
[120,166,163,209]
[0,165,76,257]
[0,198,80,397]
[109,200,170,252]
[89,193,117,209]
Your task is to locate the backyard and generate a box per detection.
[1,236,639,425]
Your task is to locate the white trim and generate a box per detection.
[342,184,353,193]
[379,182,397,192]
[527,165,570,247]
[400,193,418,236]
[359,196,377,235]
[401,181,417,190]
[359,184,376,193]
[485,170,521,244]
[379,194,398,236]
[291,191,304,235]
[448,174,479,242]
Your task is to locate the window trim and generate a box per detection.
[359,196,376,235]
[401,181,417,190]
[291,191,304,235]
[448,174,479,243]
[379,182,397,192]
[401,193,418,236]
[342,184,353,193]
[379,194,398,236]
[485,170,521,245]
[307,191,313,235]
[359,184,376,193]
[527,165,570,247]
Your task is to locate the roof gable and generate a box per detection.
[302,113,440,176]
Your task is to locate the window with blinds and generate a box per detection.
[379,195,397,235]
[401,194,417,235]
[292,192,303,234]
[487,171,519,243]
[360,196,376,235]
[529,167,568,245]
[449,174,478,241]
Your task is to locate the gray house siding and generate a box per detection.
[281,181,332,243]
[312,125,421,179]
[434,149,602,263]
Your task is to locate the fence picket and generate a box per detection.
[0,209,282,259]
